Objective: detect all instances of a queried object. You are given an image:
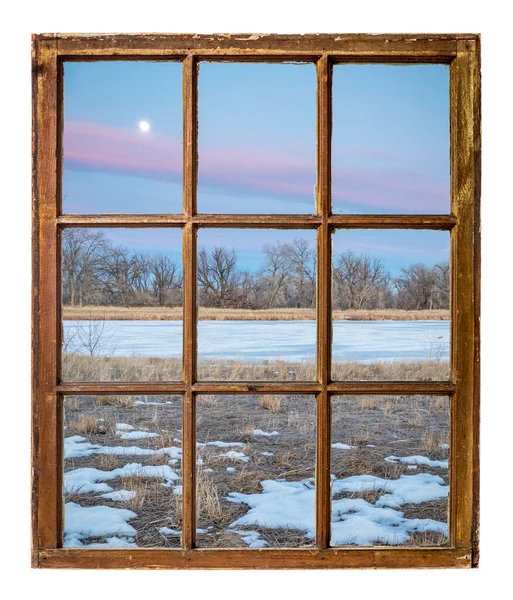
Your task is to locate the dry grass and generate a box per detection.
[68,414,104,435]
[357,397,381,411]
[259,395,281,413]
[421,428,450,454]
[197,395,218,407]
[63,305,450,322]
[332,360,450,381]
[63,352,449,383]
[196,470,223,522]
[98,454,118,470]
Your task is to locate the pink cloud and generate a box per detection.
[64,121,449,212]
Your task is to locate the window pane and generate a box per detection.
[62,228,183,381]
[63,395,182,548]
[198,63,316,214]
[63,61,182,214]
[332,229,450,381]
[331,395,450,547]
[197,229,317,381]
[196,395,316,547]
[332,64,449,214]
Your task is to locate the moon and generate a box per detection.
[138,120,150,132]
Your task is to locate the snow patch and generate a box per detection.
[64,502,137,546]
[64,463,180,494]
[117,430,159,440]
[385,455,448,469]
[231,529,268,548]
[219,451,249,462]
[252,429,279,437]
[99,489,136,502]
[332,443,355,450]
[227,473,448,546]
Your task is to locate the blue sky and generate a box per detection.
[63,61,450,273]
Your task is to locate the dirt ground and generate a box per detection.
[63,394,449,548]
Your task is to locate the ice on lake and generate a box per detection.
[64,319,449,364]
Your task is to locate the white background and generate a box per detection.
[0,1,508,597]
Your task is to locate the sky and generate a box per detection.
[63,60,450,273]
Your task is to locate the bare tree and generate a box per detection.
[287,237,316,308]
[334,251,390,309]
[198,247,241,307]
[64,320,113,356]
[394,263,439,310]
[261,242,293,308]
[62,229,108,306]
[148,254,182,306]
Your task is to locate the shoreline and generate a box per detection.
[62,306,450,322]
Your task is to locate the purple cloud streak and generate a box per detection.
[64,121,448,212]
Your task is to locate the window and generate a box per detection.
[32,33,480,569]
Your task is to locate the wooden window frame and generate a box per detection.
[32,33,481,569]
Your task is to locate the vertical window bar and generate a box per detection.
[182,55,198,549]
[315,54,332,548]
[450,40,479,551]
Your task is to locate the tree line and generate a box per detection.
[62,229,449,311]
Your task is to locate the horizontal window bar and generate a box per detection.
[57,214,456,229]
[38,546,471,569]
[56,381,455,395]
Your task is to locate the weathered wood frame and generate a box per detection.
[32,33,481,569]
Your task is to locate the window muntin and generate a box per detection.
[32,34,479,570]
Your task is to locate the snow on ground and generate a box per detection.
[252,429,279,437]
[332,473,449,508]
[227,473,448,546]
[64,463,180,494]
[231,530,268,548]
[115,423,134,431]
[99,489,136,501]
[385,455,448,469]
[159,527,212,536]
[197,440,245,448]
[64,435,178,459]
[117,430,159,440]
[65,319,449,364]
[260,451,274,457]
[332,443,355,450]
[134,399,175,406]
[219,451,249,462]
[64,502,137,547]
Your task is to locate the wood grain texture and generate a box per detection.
[57,214,455,229]
[40,33,468,59]
[34,38,62,552]
[38,547,471,570]
[182,55,199,549]
[450,40,480,558]
[315,56,332,548]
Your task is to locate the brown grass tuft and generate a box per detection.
[69,414,103,435]
[196,470,223,521]
[259,395,281,413]
[99,454,118,470]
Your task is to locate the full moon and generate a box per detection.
[138,120,150,132]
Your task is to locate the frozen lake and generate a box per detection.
[64,319,450,364]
